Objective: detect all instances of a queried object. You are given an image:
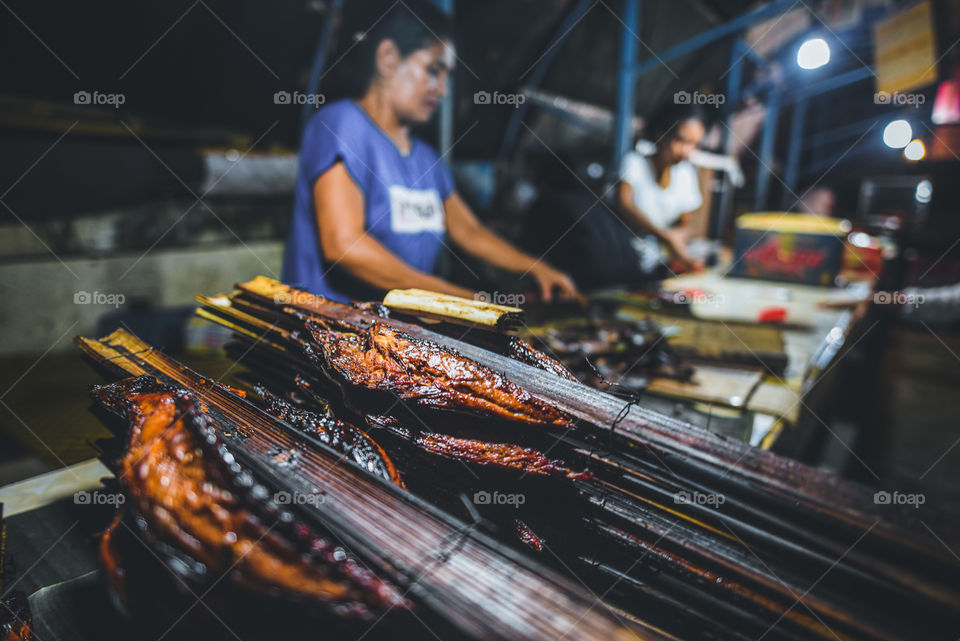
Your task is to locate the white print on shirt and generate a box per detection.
[388,185,445,234]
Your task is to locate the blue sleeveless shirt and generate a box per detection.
[282,99,455,302]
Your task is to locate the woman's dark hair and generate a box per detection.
[344,1,454,96]
[644,102,710,142]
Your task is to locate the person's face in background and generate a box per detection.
[662,118,706,165]
[378,39,454,124]
[799,187,836,216]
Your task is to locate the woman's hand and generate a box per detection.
[445,194,582,302]
[669,246,705,273]
[530,263,581,302]
[662,230,704,273]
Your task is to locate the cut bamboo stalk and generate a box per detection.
[383,288,524,332]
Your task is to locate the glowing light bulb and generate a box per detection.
[883,120,912,149]
[904,139,926,161]
[797,38,830,70]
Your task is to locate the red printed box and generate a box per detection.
[730,213,850,286]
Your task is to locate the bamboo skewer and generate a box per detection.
[71,277,960,641]
[184,281,960,637]
[75,329,652,641]
[382,288,524,332]
[226,279,957,563]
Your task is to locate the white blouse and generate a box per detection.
[620,151,702,229]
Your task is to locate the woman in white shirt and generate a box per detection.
[618,105,707,272]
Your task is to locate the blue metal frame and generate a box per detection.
[783,96,808,201]
[711,39,749,239]
[302,0,345,128]
[506,0,797,173]
[780,67,874,201]
[754,88,780,211]
[787,66,874,104]
[805,114,886,150]
[613,0,640,167]
[433,0,455,154]
[498,0,596,163]
[630,0,796,77]
[498,0,881,223]
[613,0,797,180]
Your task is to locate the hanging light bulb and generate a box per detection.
[904,139,926,161]
[797,38,830,70]
[882,120,912,148]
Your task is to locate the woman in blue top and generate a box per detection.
[283,2,579,304]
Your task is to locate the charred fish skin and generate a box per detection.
[292,374,333,416]
[253,383,405,488]
[90,374,179,414]
[91,376,409,618]
[98,506,417,640]
[515,519,546,553]
[507,337,578,382]
[181,389,413,615]
[365,414,591,480]
[304,320,575,428]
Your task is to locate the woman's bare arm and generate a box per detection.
[617,181,700,270]
[444,192,579,301]
[314,163,473,298]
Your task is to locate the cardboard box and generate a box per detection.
[730,213,851,286]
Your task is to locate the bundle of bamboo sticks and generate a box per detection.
[76,328,652,641]
[78,276,960,641]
